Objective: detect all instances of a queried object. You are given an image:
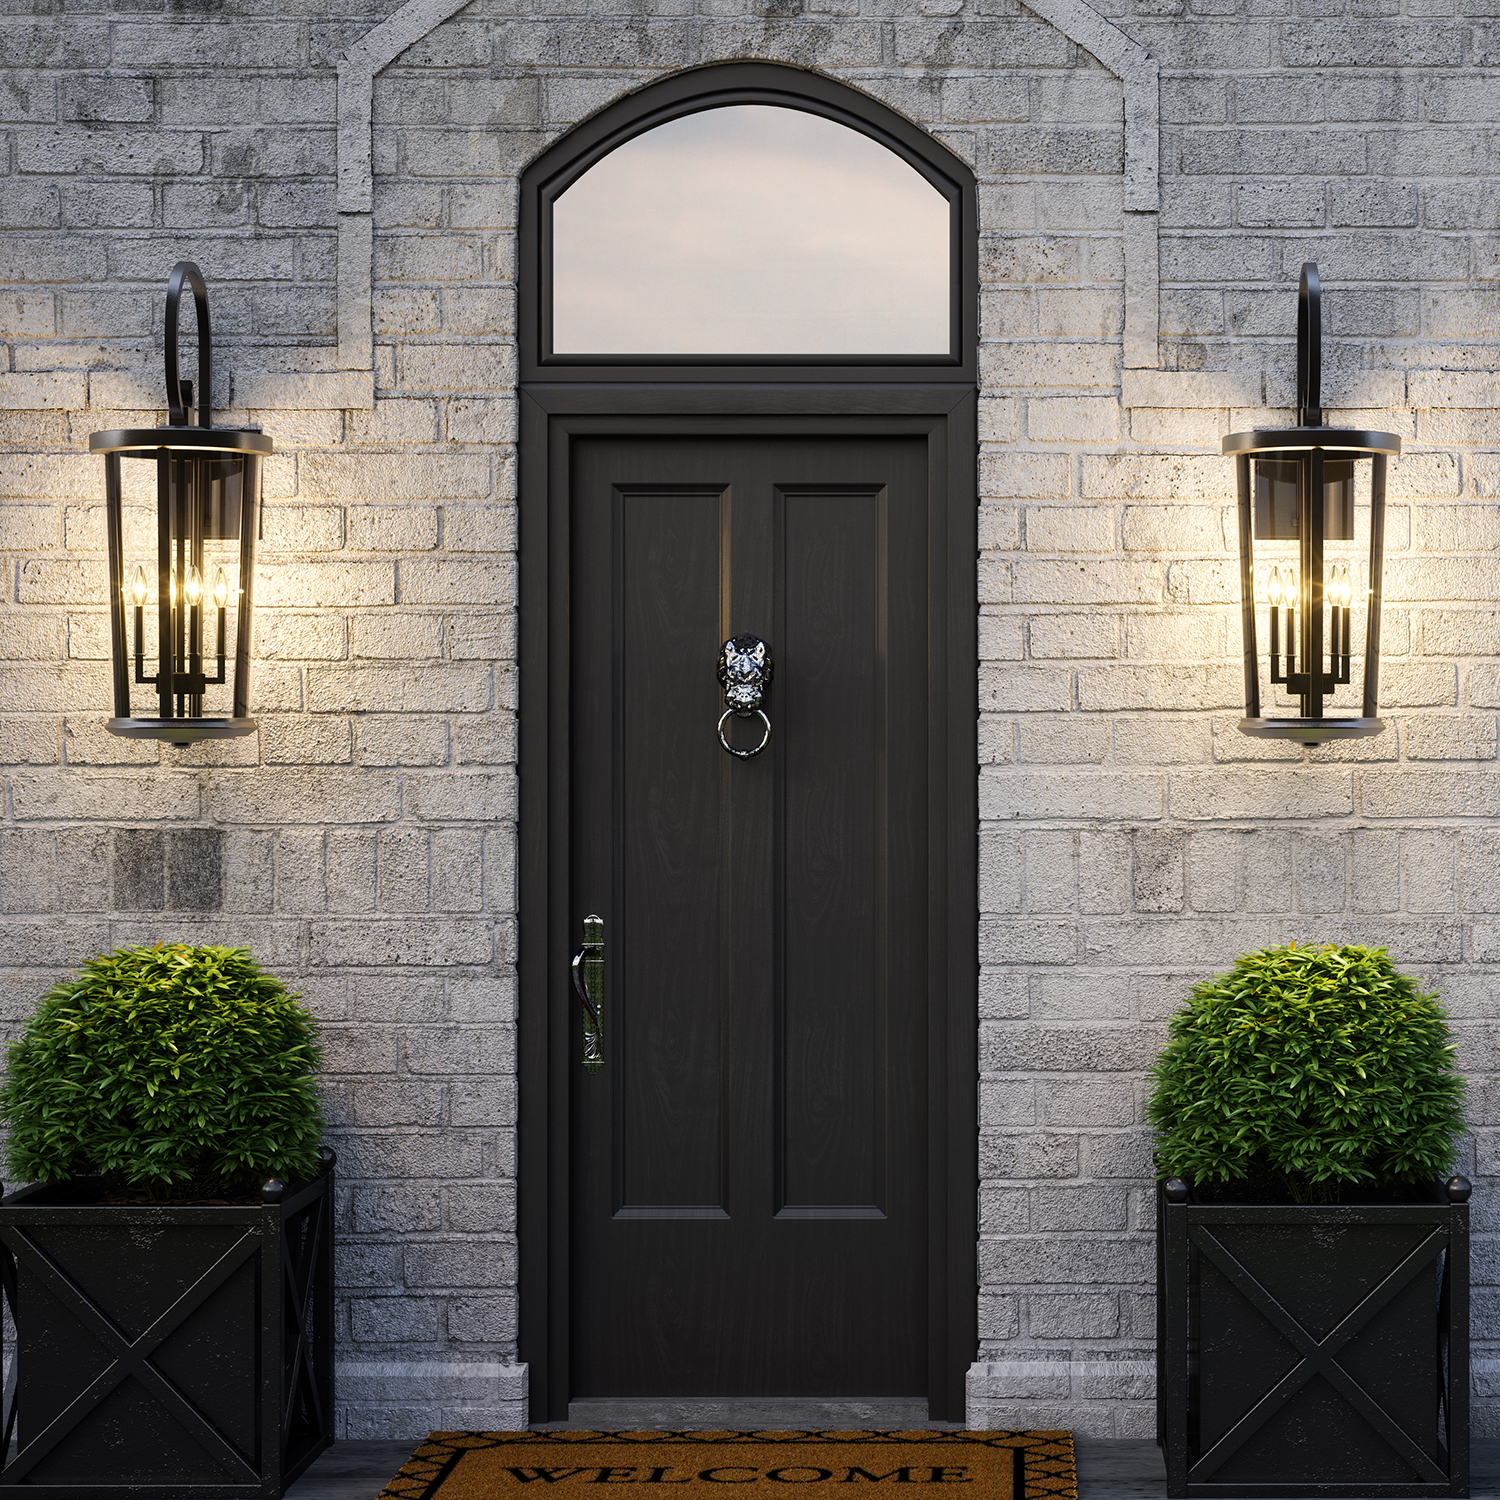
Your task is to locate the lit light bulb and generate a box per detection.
[184,565,203,608]
[1269,567,1284,607]
[130,565,147,607]
[213,567,229,610]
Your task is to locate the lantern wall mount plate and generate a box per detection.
[90,262,273,746]
[1224,264,1401,747]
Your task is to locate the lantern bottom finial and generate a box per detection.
[107,716,258,746]
[1239,716,1384,747]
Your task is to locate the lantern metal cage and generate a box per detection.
[1224,263,1401,747]
[90,262,272,745]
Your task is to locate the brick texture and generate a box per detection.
[2,0,1499,1445]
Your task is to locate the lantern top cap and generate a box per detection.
[1223,262,1402,460]
[88,261,273,456]
[1223,426,1400,458]
[88,425,273,456]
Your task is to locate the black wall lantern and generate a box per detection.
[90,262,272,745]
[1224,264,1401,746]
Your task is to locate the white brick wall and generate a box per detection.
[2,0,1500,1443]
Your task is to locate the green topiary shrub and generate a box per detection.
[0,943,325,1195]
[1147,942,1467,1199]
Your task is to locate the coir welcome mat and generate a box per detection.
[376,1431,1076,1500]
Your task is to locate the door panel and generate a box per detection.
[571,436,929,1398]
[616,489,728,1212]
[780,488,885,1215]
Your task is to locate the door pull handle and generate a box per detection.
[572,914,604,1073]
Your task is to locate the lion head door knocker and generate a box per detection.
[717,634,773,758]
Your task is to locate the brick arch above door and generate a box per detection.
[329,0,1162,381]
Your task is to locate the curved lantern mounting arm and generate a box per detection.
[1297,261,1321,429]
[165,261,213,429]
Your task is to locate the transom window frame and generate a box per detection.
[518,63,979,384]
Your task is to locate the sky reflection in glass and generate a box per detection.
[552,105,951,355]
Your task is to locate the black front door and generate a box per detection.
[568,434,932,1398]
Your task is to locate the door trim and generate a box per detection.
[517,384,978,1422]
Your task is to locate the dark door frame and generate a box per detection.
[515,63,979,1426]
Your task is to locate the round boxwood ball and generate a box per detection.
[1147,942,1466,1195]
[0,943,324,1194]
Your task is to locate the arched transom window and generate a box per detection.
[550,103,953,357]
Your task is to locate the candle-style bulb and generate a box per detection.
[184,565,203,608]
[213,567,229,610]
[1269,567,1283,607]
[130,565,147,607]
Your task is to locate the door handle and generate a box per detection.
[572,914,604,1073]
[717,634,773,758]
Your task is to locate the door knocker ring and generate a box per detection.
[718,706,771,758]
[717,635,773,759]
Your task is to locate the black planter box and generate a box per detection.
[1156,1177,1469,1499]
[0,1156,335,1498]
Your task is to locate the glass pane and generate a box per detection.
[1251,458,1373,717]
[552,104,951,356]
[118,452,248,722]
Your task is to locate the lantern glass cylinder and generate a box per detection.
[96,427,269,743]
[1229,435,1393,744]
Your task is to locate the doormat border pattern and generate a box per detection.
[377,1431,1076,1500]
